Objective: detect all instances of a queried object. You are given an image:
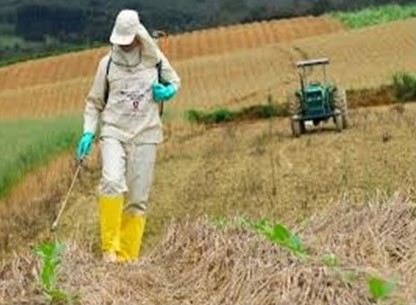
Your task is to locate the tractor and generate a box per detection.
[288,57,349,137]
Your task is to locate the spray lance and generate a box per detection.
[50,159,84,232]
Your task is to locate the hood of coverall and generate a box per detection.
[110,9,160,68]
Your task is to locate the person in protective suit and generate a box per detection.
[76,9,180,263]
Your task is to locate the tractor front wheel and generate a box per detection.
[334,114,343,132]
[291,119,301,137]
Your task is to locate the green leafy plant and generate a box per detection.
[392,71,416,103]
[34,241,66,291]
[251,219,307,257]
[34,241,77,303]
[368,276,395,302]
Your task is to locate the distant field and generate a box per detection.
[0,16,344,93]
[0,18,414,120]
[0,78,91,119]
[167,16,344,61]
[0,48,106,92]
[0,116,81,198]
[331,4,416,29]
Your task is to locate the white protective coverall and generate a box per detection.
[82,9,180,262]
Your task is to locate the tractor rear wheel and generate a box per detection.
[291,119,301,137]
[289,94,304,137]
[333,88,349,129]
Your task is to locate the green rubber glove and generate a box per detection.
[76,132,94,161]
[152,83,177,103]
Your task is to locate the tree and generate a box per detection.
[307,0,333,16]
[16,4,87,42]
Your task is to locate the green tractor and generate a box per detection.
[289,57,349,137]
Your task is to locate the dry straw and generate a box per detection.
[2,193,416,304]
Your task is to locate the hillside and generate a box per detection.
[0,18,414,121]
[0,16,344,119]
[0,16,344,92]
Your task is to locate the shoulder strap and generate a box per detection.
[103,56,112,107]
[156,60,165,117]
[156,60,162,83]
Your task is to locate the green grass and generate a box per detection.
[330,4,416,29]
[185,102,289,125]
[0,116,82,199]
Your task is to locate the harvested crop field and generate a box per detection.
[2,102,416,304]
[167,16,345,60]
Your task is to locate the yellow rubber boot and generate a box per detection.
[99,195,123,262]
[118,214,146,262]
